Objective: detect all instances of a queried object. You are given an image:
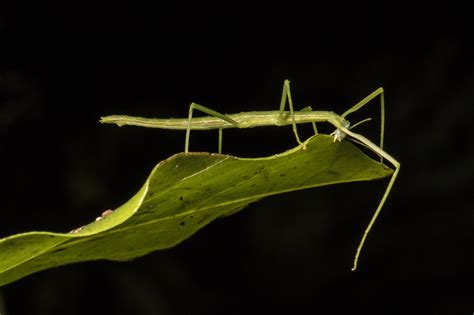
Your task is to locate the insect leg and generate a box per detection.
[341,127,400,271]
[352,161,400,271]
[341,88,385,152]
[218,128,223,154]
[301,106,318,135]
[186,103,239,153]
[277,80,303,145]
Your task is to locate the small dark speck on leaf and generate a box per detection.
[328,170,339,176]
[280,173,286,177]
[180,221,185,226]
[50,248,65,254]
[179,196,184,201]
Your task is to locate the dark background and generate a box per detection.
[0,5,472,315]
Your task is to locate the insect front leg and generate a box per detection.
[341,87,385,152]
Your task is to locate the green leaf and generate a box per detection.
[0,135,393,286]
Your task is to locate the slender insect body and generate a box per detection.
[101,111,345,130]
[100,80,399,271]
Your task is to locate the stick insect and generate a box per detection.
[100,80,400,271]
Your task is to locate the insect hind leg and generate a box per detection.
[186,103,239,153]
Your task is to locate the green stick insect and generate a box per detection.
[100,80,400,271]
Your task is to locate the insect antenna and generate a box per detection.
[349,117,372,130]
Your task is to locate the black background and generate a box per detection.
[0,5,473,315]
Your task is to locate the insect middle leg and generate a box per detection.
[277,80,304,146]
[186,103,239,153]
[300,106,318,135]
